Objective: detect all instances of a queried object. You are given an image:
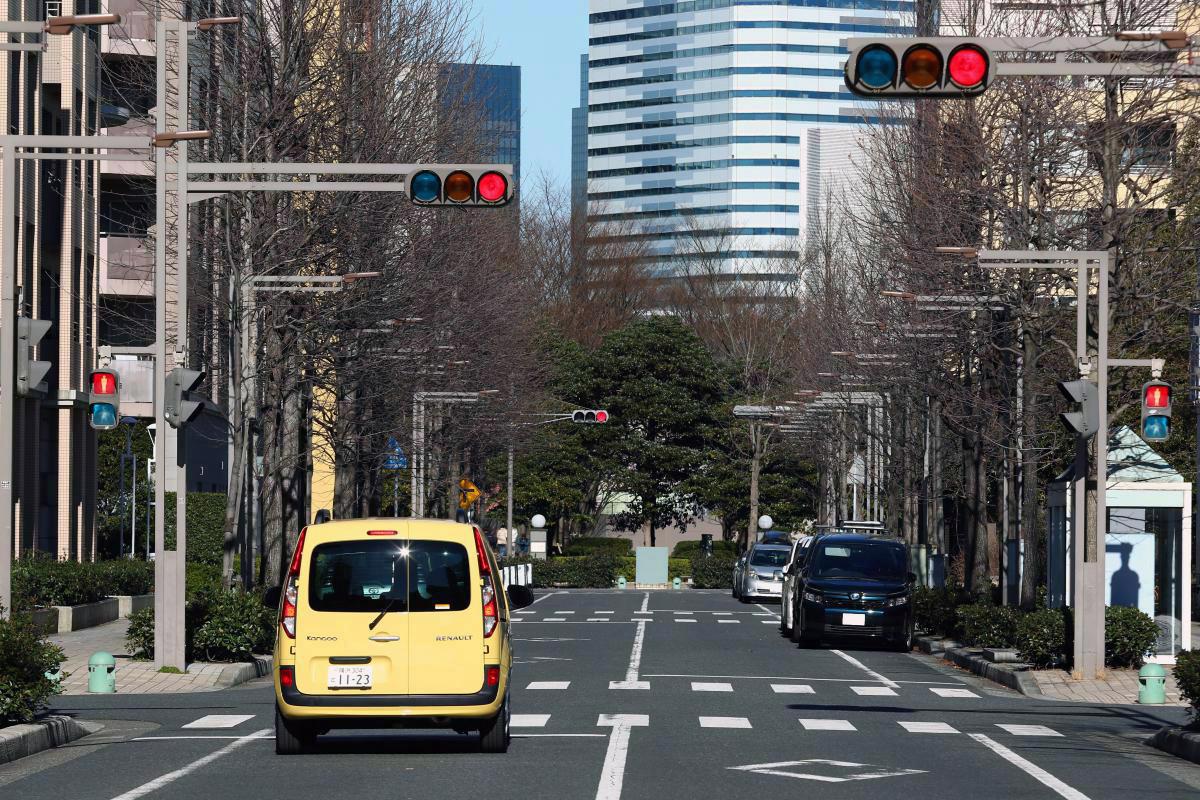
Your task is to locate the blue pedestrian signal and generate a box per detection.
[90,403,117,429]
[1143,415,1169,442]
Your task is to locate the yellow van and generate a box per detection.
[268,518,534,754]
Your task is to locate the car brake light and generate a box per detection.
[472,527,492,575]
[485,665,500,687]
[280,527,307,639]
[474,527,498,638]
[279,666,295,688]
[367,530,397,536]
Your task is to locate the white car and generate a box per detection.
[780,536,814,635]
[736,543,790,602]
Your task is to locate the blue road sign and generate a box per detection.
[384,437,408,470]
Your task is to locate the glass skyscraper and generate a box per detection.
[442,63,521,183]
[585,0,911,277]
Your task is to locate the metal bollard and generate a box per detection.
[1137,663,1167,704]
[88,651,117,693]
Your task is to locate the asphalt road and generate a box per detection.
[4,589,1198,800]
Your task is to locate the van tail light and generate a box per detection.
[280,527,307,639]
[485,665,500,687]
[279,666,296,688]
[474,527,499,638]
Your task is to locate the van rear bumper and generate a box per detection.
[278,678,501,718]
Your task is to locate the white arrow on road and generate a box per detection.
[729,759,926,783]
[595,714,650,800]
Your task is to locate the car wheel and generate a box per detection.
[789,608,804,644]
[275,705,315,755]
[780,599,792,636]
[479,690,510,753]
[895,627,915,653]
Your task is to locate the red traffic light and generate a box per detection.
[1144,383,1171,408]
[595,410,608,423]
[947,45,989,88]
[478,171,509,203]
[91,370,118,395]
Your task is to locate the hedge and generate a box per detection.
[912,586,962,637]
[127,587,273,663]
[957,603,1021,648]
[689,555,737,589]
[1016,608,1066,668]
[1174,649,1200,725]
[13,555,154,611]
[672,540,737,559]
[562,537,633,557]
[164,491,227,567]
[499,554,621,588]
[0,607,65,723]
[1104,605,1159,668]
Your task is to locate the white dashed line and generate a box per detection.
[718,619,739,624]
[931,687,980,699]
[995,724,1062,737]
[900,721,959,734]
[851,686,897,697]
[760,620,776,624]
[969,734,1089,800]
[588,617,609,622]
[676,618,698,623]
[511,714,551,728]
[182,715,254,729]
[544,617,567,622]
[691,682,734,692]
[799,719,856,731]
[712,611,732,616]
[830,649,900,689]
[674,610,694,615]
[633,610,653,615]
[699,716,752,729]
[771,684,815,694]
[527,681,570,690]
[558,611,576,614]
[594,611,614,615]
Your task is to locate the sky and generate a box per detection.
[471,0,588,188]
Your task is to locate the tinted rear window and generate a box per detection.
[308,540,471,613]
[811,541,906,580]
[750,548,789,567]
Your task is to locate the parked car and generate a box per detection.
[779,535,814,635]
[759,530,792,545]
[736,542,791,602]
[788,532,915,650]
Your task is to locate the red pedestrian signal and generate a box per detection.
[845,38,993,98]
[88,369,120,430]
[1141,380,1172,442]
[1144,383,1170,408]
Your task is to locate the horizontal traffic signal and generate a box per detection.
[845,38,993,98]
[407,166,514,206]
[571,409,609,424]
[1141,380,1172,442]
[1058,379,1098,439]
[89,370,120,430]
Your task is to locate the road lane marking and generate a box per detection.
[830,649,900,688]
[588,617,610,622]
[515,611,536,615]
[633,610,653,615]
[996,724,1062,737]
[675,618,698,623]
[109,728,271,800]
[691,681,734,692]
[639,592,649,613]
[133,736,272,741]
[514,733,607,738]
[511,714,551,727]
[771,684,815,694]
[531,590,564,605]
[899,721,958,734]
[799,719,856,731]
[595,715,650,800]
[760,620,776,624]
[712,611,732,615]
[718,619,739,624]
[594,611,614,614]
[609,618,650,690]
[545,617,567,622]
[674,610,694,615]
[643,672,958,684]
[851,686,897,697]
[558,611,576,614]
[527,681,571,690]
[181,714,254,729]
[969,733,1090,800]
[699,716,752,729]
[729,759,925,783]
[931,687,979,698]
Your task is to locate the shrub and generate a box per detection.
[125,607,154,660]
[96,559,154,596]
[186,561,223,600]
[192,591,275,662]
[957,603,1021,648]
[671,540,738,559]
[0,606,66,724]
[689,555,737,589]
[912,587,961,637]
[1105,605,1159,668]
[1016,608,1066,668]
[1173,650,1200,725]
[164,492,227,567]
[562,537,632,556]
[12,555,109,610]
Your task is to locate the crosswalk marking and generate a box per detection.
[899,721,959,734]
[760,620,777,624]
[718,619,739,624]
[851,686,897,696]
[771,684,815,694]
[676,618,698,623]
[515,610,536,615]
[691,681,734,692]
[699,716,752,729]
[799,719,856,731]
[996,724,1062,737]
[712,611,732,616]
[595,611,614,615]
[674,611,694,615]
[527,681,570,690]
[511,714,551,728]
[544,617,567,622]
[633,610,653,615]
[182,715,254,729]
[931,687,980,699]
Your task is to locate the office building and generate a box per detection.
[440,63,521,183]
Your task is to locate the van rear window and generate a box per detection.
[308,540,471,613]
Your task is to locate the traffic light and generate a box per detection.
[16,317,52,397]
[1141,380,1172,442]
[844,38,993,98]
[571,409,609,424]
[88,370,120,430]
[1058,379,1099,439]
[164,368,205,428]
[407,166,514,207]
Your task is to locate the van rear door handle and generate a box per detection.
[368,635,401,642]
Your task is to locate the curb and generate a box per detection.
[215,655,272,688]
[916,635,955,655]
[0,715,90,765]
[943,646,1043,696]
[1148,726,1200,765]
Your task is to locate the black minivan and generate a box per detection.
[790,533,915,651]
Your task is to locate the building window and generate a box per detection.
[45,1,62,17]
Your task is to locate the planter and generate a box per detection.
[114,594,153,618]
[29,608,58,635]
[54,598,119,633]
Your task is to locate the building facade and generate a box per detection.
[439,63,522,183]
[585,0,911,277]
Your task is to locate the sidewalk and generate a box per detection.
[1029,668,1185,706]
[48,619,269,695]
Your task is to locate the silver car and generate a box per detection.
[779,536,813,634]
[736,543,790,602]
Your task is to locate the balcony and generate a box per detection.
[101,118,153,177]
[100,235,153,298]
[102,0,155,57]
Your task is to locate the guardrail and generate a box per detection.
[501,563,532,588]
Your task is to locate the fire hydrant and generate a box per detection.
[1137,663,1167,705]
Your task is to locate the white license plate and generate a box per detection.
[842,613,866,626]
[327,665,372,689]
